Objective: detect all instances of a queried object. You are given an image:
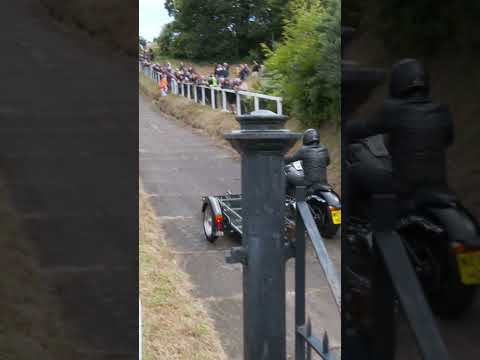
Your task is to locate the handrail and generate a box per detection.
[369,194,450,360]
[294,186,340,360]
[173,81,282,101]
[139,62,284,115]
[297,200,341,312]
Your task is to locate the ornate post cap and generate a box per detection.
[235,110,289,131]
[225,110,300,154]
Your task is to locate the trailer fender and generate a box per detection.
[202,196,223,217]
[202,196,225,238]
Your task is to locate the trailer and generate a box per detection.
[201,192,295,242]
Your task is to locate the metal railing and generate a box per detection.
[139,62,284,116]
[294,187,340,360]
[368,194,450,360]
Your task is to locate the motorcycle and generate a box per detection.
[344,137,480,326]
[285,160,341,239]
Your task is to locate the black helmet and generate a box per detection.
[390,59,430,98]
[303,129,319,145]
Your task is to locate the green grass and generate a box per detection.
[139,186,227,360]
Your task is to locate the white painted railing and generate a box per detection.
[139,62,283,116]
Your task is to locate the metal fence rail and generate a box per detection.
[139,62,283,116]
[369,194,450,360]
[295,187,340,360]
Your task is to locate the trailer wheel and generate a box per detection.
[203,203,218,243]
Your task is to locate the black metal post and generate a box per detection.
[225,110,300,360]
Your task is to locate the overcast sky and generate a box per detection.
[139,0,172,41]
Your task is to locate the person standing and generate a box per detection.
[223,63,230,78]
[159,75,168,97]
[239,65,247,81]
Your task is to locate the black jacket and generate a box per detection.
[285,144,330,186]
[346,96,454,192]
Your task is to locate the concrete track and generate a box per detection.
[139,96,342,359]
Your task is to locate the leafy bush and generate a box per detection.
[259,0,340,127]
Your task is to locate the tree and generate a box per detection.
[159,0,292,61]
[259,0,340,126]
[154,23,176,54]
[266,0,292,42]
[160,0,235,59]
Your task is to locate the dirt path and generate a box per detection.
[139,95,341,359]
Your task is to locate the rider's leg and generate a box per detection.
[286,168,305,195]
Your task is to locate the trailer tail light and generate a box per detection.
[214,214,224,231]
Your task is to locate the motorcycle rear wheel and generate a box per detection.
[425,244,477,319]
[310,203,340,239]
[404,231,477,319]
[321,222,340,239]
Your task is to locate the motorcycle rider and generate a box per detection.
[344,59,480,326]
[345,59,454,212]
[285,128,330,195]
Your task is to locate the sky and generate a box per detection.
[139,0,172,41]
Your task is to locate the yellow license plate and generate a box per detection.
[457,251,480,285]
[330,209,341,225]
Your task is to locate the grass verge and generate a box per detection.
[139,183,227,360]
[0,176,78,360]
[140,74,341,190]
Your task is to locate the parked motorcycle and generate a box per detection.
[345,138,480,324]
[285,160,341,239]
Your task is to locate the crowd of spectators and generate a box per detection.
[141,59,263,91]
[140,58,264,112]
